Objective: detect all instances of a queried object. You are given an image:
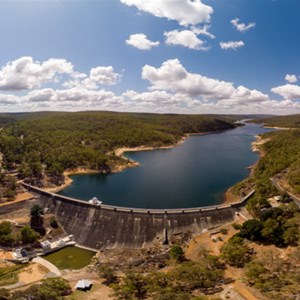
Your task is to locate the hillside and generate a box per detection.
[253,114,300,128]
[230,115,300,214]
[0,111,238,200]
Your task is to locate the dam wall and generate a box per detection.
[22,183,254,249]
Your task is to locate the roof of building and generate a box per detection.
[40,240,51,248]
[75,279,92,290]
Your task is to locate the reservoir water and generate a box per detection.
[59,123,272,209]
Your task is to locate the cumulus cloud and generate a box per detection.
[231,18,256,32]
[26,87,120,104]
[285,74,298,83]
[65,66,121,89]
[220,41,244,50]
[271,84,300,100]
[123,90,197,107]
[2,56,300,114]
[126,33,160,50]
[120,0,213,26]
[190,25,215,39]
[142,59,269,105]
[0,56,74,91]
[164,29,207,50]
[0,94,19,105]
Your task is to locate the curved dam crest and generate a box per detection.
[22,183,254,249]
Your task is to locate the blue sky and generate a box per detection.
[0,0,300,114]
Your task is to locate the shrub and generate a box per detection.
[221,235,253,267]
[20,226,40,244]
[49,217,58,229]
[169,245,185,262]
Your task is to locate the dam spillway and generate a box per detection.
[22,183,253,249]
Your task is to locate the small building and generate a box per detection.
[75,279,92,291]
[40,240,51,250]
[88,196,102,205]
[11,248,29,263]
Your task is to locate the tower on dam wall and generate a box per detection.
[21,183,252,250]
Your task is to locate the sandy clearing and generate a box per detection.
[0,192,35,206]
[18,263,50,284]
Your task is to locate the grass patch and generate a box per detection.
[0,265,24,286]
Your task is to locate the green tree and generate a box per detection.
[98,264,118,285]
[12,278,72,300]
[112,271,148,299]
[261,218,284,246]
[0,222,12,236]
[240,219,263,241]
[30,204,44,218]
[30,204,45,235]
[220,235,253,267]
[169,245,185,262]
[20,226,40,244]
[0,222,15,247]
[49,217,58,229]
[282,225,299,245]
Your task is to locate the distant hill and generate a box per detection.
[253,114,300,128]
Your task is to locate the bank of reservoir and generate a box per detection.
[58,123,272,209]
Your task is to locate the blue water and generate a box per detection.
[59,123,272,209]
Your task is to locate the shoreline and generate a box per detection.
[114,135,186,158]
[42,131,213,196]
[45,129,242,205]
[43,168,99,193]
[251,135,270,154]
[223,133,271,204]
[263,126,292,130]
[43,135,189,194]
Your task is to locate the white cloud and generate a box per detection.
[26,88,55,102]
[65,66,121,89]
[285,74,298,83]
[230,18,256,32]
[2,57,300,115]
[271,84,300,100]
[142,59,269,105]
[0,56,74,91]
[164,29,207,50]
[123,90,196,107]
[190,25,215,39]
[126,33,160,50]
[120,0,213,26]
[220,41,244,50]
[0,94,19,105]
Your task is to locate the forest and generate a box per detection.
[0,111,238,200]
[230,115,300,214]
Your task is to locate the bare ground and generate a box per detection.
[185,220,266,300]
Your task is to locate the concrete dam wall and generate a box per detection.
[23,183,254,249]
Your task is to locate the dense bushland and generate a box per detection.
[0,111,237,197]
